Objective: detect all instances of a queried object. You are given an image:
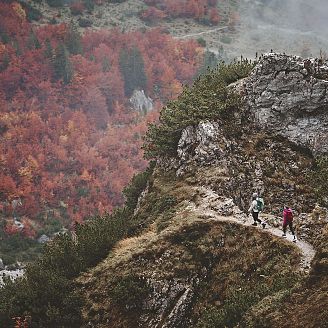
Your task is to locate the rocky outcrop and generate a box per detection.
[37,234,50,244]
[0,268,24,286]
[243,53,328,154]
[166,118,314,214]
[129,90,153,114]
[141,275,198,328]
[160,54,328,213]
[175,121,230,176]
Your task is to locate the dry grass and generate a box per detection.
[77,192,302,327]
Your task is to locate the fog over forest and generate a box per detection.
[230,0,328,58]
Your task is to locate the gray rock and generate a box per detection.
[175,121,229,176]
[37,234,50,244]
[243,53,328,154]
[129,90,153,115]
[0,268,24,286]
[14,219,24,230]
[0,258,4,270]
[140,276,198,328]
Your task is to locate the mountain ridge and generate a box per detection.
[1,53,327,327]
[77,54,328,327]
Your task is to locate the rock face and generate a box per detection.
[173,119,315,214]
[176,121,230,176]
[141,275,198,328]
[244,53,328,154]
[0,268,24,286]
[37,234,50,244]
[163,54,328,213]
[129,90,153,114]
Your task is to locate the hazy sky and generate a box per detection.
[228,0,328,58]
[248,0,328,35]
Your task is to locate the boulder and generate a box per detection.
[129,90,153,114]
[37,234,50,244]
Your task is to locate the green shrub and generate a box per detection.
[49,17,57,24]
[221,35,232,44]
[0,221,42,265]
[110,275,149,310]
[78,17,93,27]
[0,31,10,44]
[197,37,207,47]
[23,3,42,22]
[0,266,83,327]
[0,209,130,326]
[143,60,254,159]
[83,0,94,12]
[123,162,155,211]
[196,273,300,328]
[75,209,129,268]
[46,0,64,7]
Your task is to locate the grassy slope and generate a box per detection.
[75,59,327,327]
[76,116,327,327]
[77,169,304,327]
[31,0,238,42]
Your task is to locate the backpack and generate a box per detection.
[256,198,264,212]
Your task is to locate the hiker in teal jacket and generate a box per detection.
[248,192,266,229]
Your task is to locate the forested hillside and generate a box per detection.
[0,1,205,261]
[1,54,327,328]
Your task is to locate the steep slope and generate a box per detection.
[77,54,328,327]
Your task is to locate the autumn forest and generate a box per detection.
[0,1,208,257]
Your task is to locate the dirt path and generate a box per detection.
[186,186,315,273]
[174,26,228,39]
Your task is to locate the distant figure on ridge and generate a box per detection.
[282,206,296,242]
[248,192,266,228]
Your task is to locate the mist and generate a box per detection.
[227,0,328,58]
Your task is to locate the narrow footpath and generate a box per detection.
[174,26,228,39]
[186,186,316,273]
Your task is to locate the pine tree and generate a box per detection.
[0,31,10,44]
[53,43,73,84]
[12,40,22,56]
[44,38,53,58]
[65,24,82,55]
[196,49,218,77]
[27,31,41,50]
[119,46,147,97]
[101,56,111,72]
[0,53,10,72]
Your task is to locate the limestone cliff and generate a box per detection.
[244,53,328,154]
[77,54,328,328]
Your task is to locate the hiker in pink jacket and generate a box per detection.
[282,206,296,242]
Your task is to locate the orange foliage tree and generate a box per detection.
[0,3,203,237]
[141,0,221,25]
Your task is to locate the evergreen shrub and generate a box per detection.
[143,60,254,159]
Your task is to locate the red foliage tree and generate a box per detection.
[0,3,203,238]
[141,0,220,24]
[209,7,220,25]
[140,7,167,22]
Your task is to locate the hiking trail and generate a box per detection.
[185,186,316,274]
[174,26,228,39]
